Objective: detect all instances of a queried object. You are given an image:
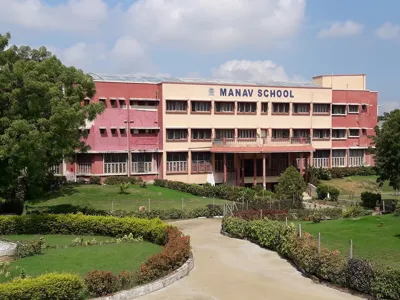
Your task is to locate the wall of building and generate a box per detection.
[312,74,366,90]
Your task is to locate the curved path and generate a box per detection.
[138,218,361,300]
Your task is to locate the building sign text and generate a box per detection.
[219,88,294,98]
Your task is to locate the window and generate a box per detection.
[313,104,330,114]
[119,99,127,109]
[191,101,211,113]
[99,128,106,135]
[348,105,359,114]
[133,129,158,135]
[84,98,90,106]
[191,152,212,173]
[111,128,118,136]
[191,129,212,141]
[215,129,234,139]
[272,103,290,114]
[215,102,234,113]
[166,152,187,173]
[99,98,106,107]
[237,102,256,113]
[215,153,234,172]
[332,105,346,115]
[362,128,367,135]
[349,149,364,167]
[261,103,268,113]
[166,100,187,112]
[362,104,367,112]
[104,154,127,174]
[313,129,330,139]
[130,100,158,109]
[119,128,126,135]
[166,129,187,141]
[293,129,310,138]
[332,149,346,167]
[349,129,360,137]
[110,99,117,108]
[332,129,346,139]
[132,153,155,174]
[293,103,310,114]
[238,129,256,139]
[272,129,289,139]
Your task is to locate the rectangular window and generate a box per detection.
[133,129,158,135]
[332,129,346,139]
[130,99,158,109]
[215,153,234,172]
[348,105,359,113]
[132,153,155,174]
[238,129,256,139]
[362,128,367,135]
[313,104,330,114]
[215,129,235,139]
[237,102,256,113]
[110,99,117,108]
[104,153,127,174]
[191,152,212,173]
[191,101,211,113]
[332,149,346,167]
[191,129,212,141]
[349,128,360,137]
[313,129,330,139]
[111,128,118,136]
[84,98,90,106]
[293,129,310,137]
[332,105,346,115]
[293,103,310,114]
[166,100,187,112]
[166,129,187,141]
[215,101,234,113]
[119,99,127,109]
[99,98,106,107]
[349,149,364,167]
[166,152,187,173]
[272,129,289,139]
[272,103,290,114]
[261,102,268,113]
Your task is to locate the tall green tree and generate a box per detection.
[275,166,306,201]
[0,33,104,200]
[372,109,400,190]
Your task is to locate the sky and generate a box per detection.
[0,0,399,113]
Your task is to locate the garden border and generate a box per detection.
[93,253,194,300]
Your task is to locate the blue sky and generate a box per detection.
[0,0,399,113]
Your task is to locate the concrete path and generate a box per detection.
[138,219,361,300]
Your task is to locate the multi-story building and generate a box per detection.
[59,73,377,188]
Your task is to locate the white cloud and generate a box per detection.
[211,60,303,82]
[318,21,364,38]
[0,0,108,32]
[125,0,306,51]
[375,22,400,40]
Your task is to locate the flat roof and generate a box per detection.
[89,73,320,88]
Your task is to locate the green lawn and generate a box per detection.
[2,234,161,279]
[299,214,400,269]
[1,234,111,246]
[26,184,226,212]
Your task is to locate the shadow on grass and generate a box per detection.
[394,234,400,239]
[28,184,79,204]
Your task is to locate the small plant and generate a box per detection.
[118,270,133,289]
[342,205,372,218]
[311,212,322,223]
[118,183,130,194]
[15,238,45,258]
[140,181,147,188]
[90,176,101,185]
[84,270,120,297]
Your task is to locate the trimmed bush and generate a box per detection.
[310,166,376,180]
[104,176,143,186]
[89,176,101,185]
[0,273,84,300]
[316,184,340,201]
[14,238,45,258]
[118,270,133,290]
[232,209,288,221]
[372,266,400,300]
[361,192,381,209]
[136,227,190,284]
[84,270,119,297]
[342,205,372,218]
[347,258,374,294]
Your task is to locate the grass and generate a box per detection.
[26,184,227,212]
[299,214,400,269]
[1,234,161,279]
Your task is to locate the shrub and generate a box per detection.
[118,183,130,194]
[140,181,147,188]
[118,270,133,290]
[232,209,288,221]
[84,270,119,297]
[395,207,400,217]
[371,266,400,300]
[136,226,190,284]
[14,238,45,258]
[311,212,322,223]
[89,176,101,185]
[347,258,374,294]
[361,192,381,209]
[316,184,340,201]
[104,176,131,185]
[0,273,84,300]
[342,205,372,218]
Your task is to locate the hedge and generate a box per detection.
[0,273,84,300]
[316,184,340,201]
[309,166,376,182]
[222,217,400,299]
[361,192,381,209]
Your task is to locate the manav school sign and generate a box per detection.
[209,87,294,98]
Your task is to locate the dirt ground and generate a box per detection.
[138,218,361,300]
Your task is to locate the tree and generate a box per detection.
[275,166,306,201]
[372,109,400,190]
[0,33,104,201]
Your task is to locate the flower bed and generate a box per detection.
[222,217,400,300]
[0,214,191,299]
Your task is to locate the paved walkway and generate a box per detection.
[138,218,361,300]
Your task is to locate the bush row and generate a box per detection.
[222,217,400,299]
[85,270,133,297]
[316,184,340,201]
[232,209,288,221]
[309,166,376,182]
[136,226,191,284]
[103,176,143,186]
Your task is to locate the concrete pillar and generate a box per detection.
[241,154,245,186]
[262,153,266,190]
[253,155,257,186]
[223,153,227,183]
[299,153,304,176]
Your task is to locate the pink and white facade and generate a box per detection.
[57,74,377,187]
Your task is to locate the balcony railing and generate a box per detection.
[212,136,311,146]
[77,163,92,175]
[349,156,364,167]
[167,161,187,173]
[104,162,127,174]
[313,158,329,168]
[132,161,155,174]
[50,165,61,175]
[191,161,212,173]
[332,157,346,168]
